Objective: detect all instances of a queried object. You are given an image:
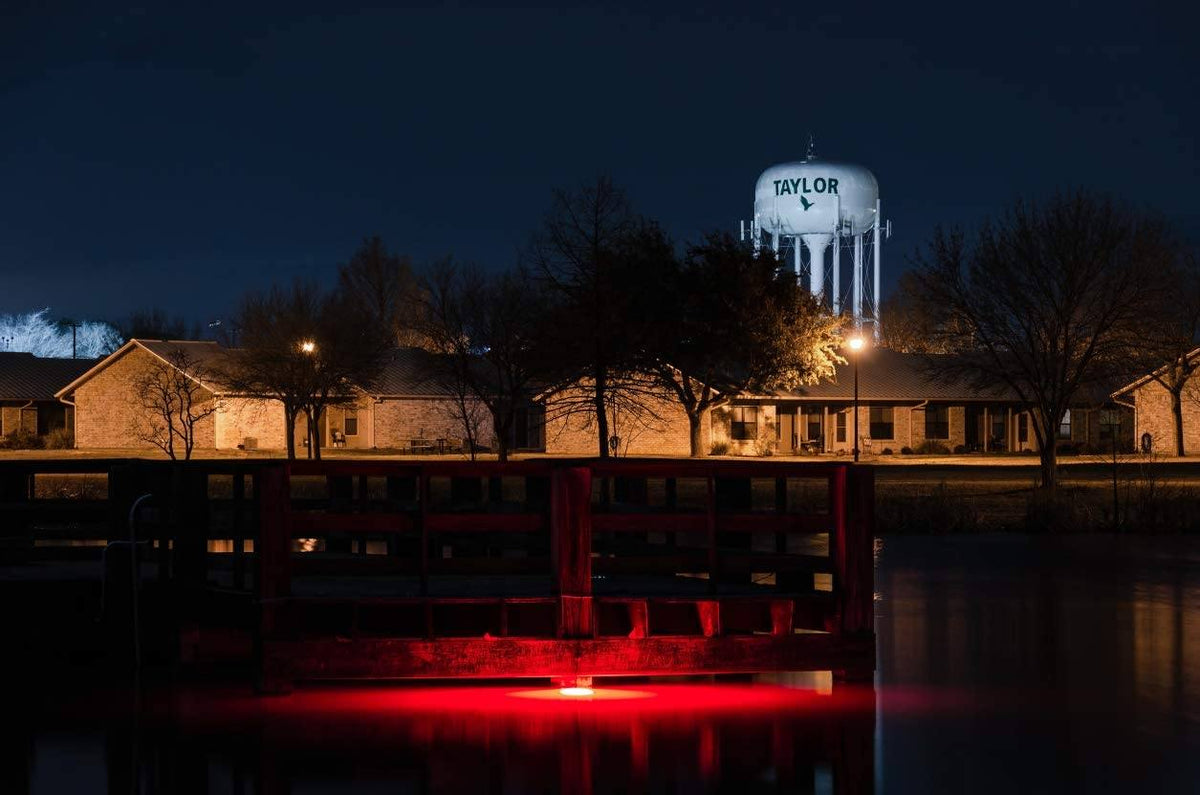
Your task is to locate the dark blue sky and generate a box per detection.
[2,1,1195,325]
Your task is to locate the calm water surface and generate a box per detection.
[10,534,1200,793]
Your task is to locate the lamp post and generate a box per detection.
[848,335,865,463]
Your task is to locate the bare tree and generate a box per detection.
[912,191,1171,490]
[527,176,647,458]
[338,236,427,348]
[418,260,552,461]
[226,281,392,460]
[129,348,221,460]
[878,271,964,353]
[1128,254,1200,455]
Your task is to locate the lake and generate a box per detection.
[10,534,1200,793]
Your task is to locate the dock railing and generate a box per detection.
[256,458,874,690]
[0,457,873,688]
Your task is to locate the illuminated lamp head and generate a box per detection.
[847,335,865,352]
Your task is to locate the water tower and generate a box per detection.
[742,145,889,339]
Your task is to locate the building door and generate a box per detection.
[801,407,824,452]
[777,406,796,454]
[965,406,983,451]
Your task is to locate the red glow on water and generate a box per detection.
[514,686,650,701]
[178,680,870,726]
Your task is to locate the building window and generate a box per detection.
[990,410,1006,447]
[924,405,949,440]
[1058,409,1072,440]
[836,411,847,443]
[1018,413,1028,444]
[869,406,894,440]
[344,409,358,436]
[730,405,757,441]
[1099,408,1120,441]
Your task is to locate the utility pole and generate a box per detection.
[67,321,81,358]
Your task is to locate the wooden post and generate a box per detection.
[419,472,430,596]
[552,466,592,638]
[256,464,292,694]
[172,465,209,590]
[696,600,720,637]
[836,466,874,636]
[232,469,246,590]
[705,475,717,595]
[0,465,31,538]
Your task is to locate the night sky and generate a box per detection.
[2,1,1196,326]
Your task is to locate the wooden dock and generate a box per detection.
[0,458,875,691]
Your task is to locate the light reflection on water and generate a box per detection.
[13,535,1200,793]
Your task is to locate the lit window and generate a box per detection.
[730,406,757,441]
[1058,410,1072,440]
[345,409,358,436]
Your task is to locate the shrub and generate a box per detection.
[952,444,968,454]
[881,447,894,455]
[754,436,776,457]
[915,440,951,455]
[709,441,730,456]
[44,427,74,450]
[900,446,913,455]
[1024,488,1097,533]
[875,482,981,534]
[0,429,44,449]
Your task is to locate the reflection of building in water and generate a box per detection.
[1133,577,1200,723]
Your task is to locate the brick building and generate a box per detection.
[710,350,1133,456]
[57,341,511,454]
[1111,350,1200,456]
[0,352,96,441]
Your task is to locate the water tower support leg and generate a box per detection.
[853,234,863,326]
[833,234,841,315]
[873,200,882,341]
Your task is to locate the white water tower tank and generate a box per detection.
[753,160,878,236]
[746,152,887,339]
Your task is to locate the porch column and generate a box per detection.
[983,406,990,452]
[1007,407,1013,452]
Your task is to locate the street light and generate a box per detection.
[847,335,866,463]
[299,340,316,354]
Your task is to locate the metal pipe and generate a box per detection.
[873,199,882,341]
[853,233,863,327]
[833,219,841,314]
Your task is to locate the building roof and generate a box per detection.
[1110,347,1200,399]
[765,348,1018,402]
[55,340,465,401]
[367,347,481,398]
[0,352,99,401]
[54,339,233,399]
